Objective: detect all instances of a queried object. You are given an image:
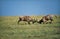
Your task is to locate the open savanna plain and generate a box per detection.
[0,16,60,39]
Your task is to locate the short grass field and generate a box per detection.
[0,16,60,39]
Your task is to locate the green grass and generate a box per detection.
[0,16,60,39]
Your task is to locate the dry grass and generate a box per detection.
[0,16,60,39]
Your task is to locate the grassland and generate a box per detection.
[0,16,60,39]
